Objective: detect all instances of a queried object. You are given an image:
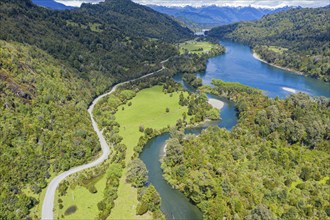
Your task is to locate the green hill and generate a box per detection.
[76,0,193,42]
[208,7,330,81]
[0,0,192,89]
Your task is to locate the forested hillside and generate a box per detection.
[77,0,193,42]
[208,7,330,81]
[0,0,192,92]
[0,0,193,218]
[0,40,102,219]
[163,81,330,219]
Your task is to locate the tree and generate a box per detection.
[246,204,275,220]
[299,167,312,181]
[144,128,153,136]
[139,125,144,132]
[126,159,148,187]
[136,185,161,215]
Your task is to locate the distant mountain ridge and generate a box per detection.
[32,0,74,10]
[149,5,294,30]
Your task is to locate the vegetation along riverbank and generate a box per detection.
[162,80,330,219]
[54,71,221,219]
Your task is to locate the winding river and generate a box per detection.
[42,40,329,219]
[140,99,237,220]
[140,40,329,219]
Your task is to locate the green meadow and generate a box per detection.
[179,41,219,55]
[55,86,190,219]
[110,85,190,219]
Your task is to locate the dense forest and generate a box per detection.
[0,40,101,219]
[162,81,330,219]
[77,0,193,42]
[0,0,194,218]
[208,7,330,81]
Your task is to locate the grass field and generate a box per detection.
[114,86,189,160]
[53,86,189,219]
[53,174,107,219]
[110,85,189,219]
[179,41,218,55]
[267,46,288,54]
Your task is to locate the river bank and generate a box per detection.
[252,52,304,76]
[163,97,225,156]
[208,98,225,110]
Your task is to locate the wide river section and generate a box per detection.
[199,41,329,98]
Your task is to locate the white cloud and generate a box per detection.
[55,0,329,8]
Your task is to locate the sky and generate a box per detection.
[55,0,329,8]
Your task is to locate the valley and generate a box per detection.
[0,1,329,220]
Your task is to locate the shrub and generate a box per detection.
[126,159,148,187]
[144,128,153,136]
[64,205,77,215]
[136,202,148,215]
[88,185,97,194]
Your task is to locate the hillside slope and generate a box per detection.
[0,40,102,219]
[0,0,192,90]
[78,0,193,42]
[208,7,330,81]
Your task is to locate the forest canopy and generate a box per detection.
[162,81,330,219]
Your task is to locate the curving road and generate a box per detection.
[42,61,167,219]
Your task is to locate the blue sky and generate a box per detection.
[55,0,329,8]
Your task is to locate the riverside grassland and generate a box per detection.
[54,86,191,219]
[179,40,224,56]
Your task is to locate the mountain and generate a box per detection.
[0,0,192,218]
[32,0,74,10]
[149,5,293,30]
[0,0,192,85]
[77,0,193,42]
[208,7,330,81]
